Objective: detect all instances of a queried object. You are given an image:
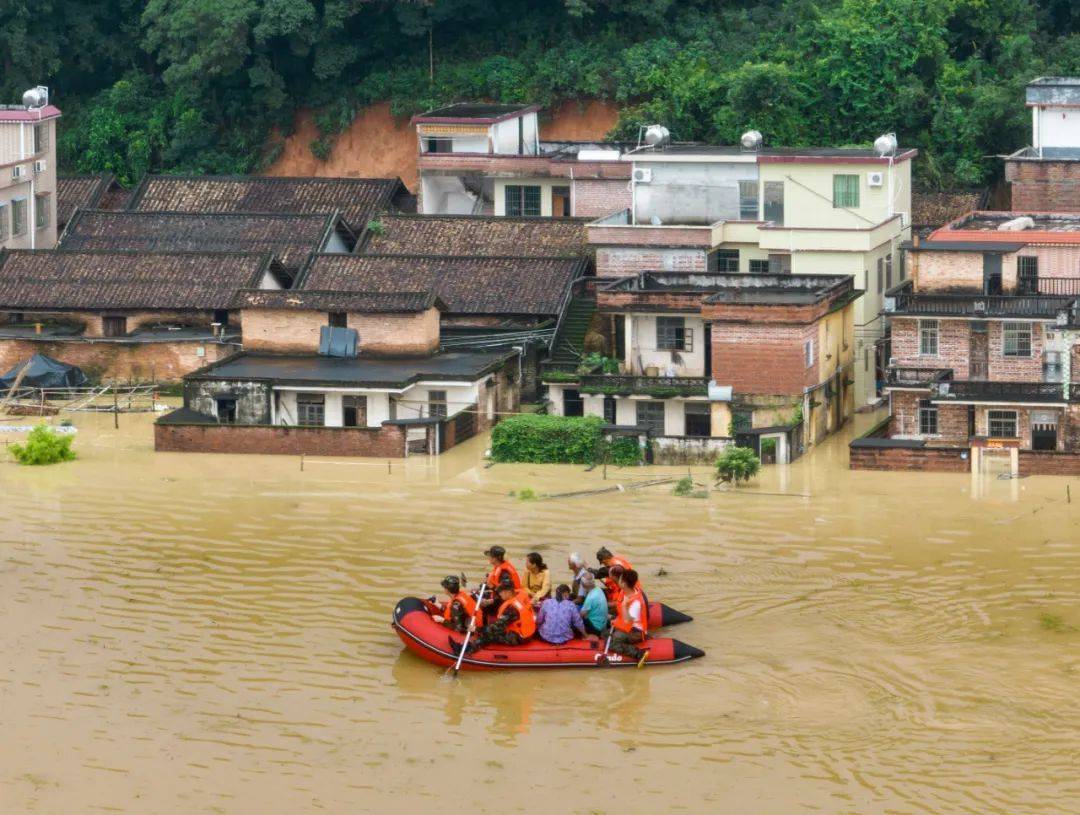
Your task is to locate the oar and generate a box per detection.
[451,582,486,675]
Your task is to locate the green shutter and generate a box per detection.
[833,174,859,208]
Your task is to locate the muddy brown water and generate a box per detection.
[1,412,1078,814]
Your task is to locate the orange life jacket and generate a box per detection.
[443,590,477,624]
[613,586,648,636]
[608,555,633,573]
[602,554,638,599]
[487,560,521,590]
[497,589,536,639]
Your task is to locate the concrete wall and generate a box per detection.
[622,313,707,376]
[1037,107,1080,149]
[633,161,758,224]
[493,177,564,216]
[758,159,911,229]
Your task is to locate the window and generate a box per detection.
[763,181,784,224]
[804,339,815,368]
[35,194,49,229]
[602,396,617,425]
[832,174,859,208]
[216,398,237,424]
[714,249,739,273]
[11,199,27,237]
[749,259,770,275]
[504,185,541,217]
[33,123,48,154]
[342,395,367,427]
[328,311,347,328]
[684,402,711,437]
[424,137,454,153]
[0,203,7,241]
[102,316,127,337]
[1002,322,1032,357]
[885,253,893,289]
[636,401,665,437]
[296,393,325,426]
[738,180,758,220]
[768,254,791,274]
[213,309,230,326]
[656,316,691,351]
[1018,256,1038,295]
[877,257,884,292]
[918,399,938,435]
[919,319,939,356]
[428,390,448,419]
[988,410,1018,438]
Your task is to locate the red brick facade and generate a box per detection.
[1005,159,1080,212]
[595,247,707,277]
[0,337,235,382]
[890,317,1046,382]
[155,422,408,457]
[711,322,818,395]
[573,179,632,218]
[849,443,971,472]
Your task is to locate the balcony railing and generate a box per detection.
[884,279,1080,319]
[579,374,709,397]
[885,367,953,387]
[937,380,1073,403]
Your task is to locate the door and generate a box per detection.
[703,322,713,378]
[982,253,1002,295]
[969,322,988,379]
[552,186,571,217]
[602,396,617,425]
[563,388,584,417]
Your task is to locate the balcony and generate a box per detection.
[885,367,953,388]
[884,279,1080,320]
[579,374,709,398]
[935,380,1075,404]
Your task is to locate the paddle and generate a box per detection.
[451,581,486,675]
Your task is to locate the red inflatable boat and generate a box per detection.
[392,597,705,670]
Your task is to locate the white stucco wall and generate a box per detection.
[1037,106,1080,149]
[623,314,707,376]
[634,161,758,224]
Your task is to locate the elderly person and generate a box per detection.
[568,552,590,605]
[535,584,586,645]
[578,572,609,637]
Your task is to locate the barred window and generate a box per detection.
[35,193,49,229]
[715,249,739,273]
[1002,322,1031,357]
[988,410,1017,438]
[505,185,541,217]
[1017,256,1038,294]
[738,180,758,220]
[11,199,27,236]
[636,401,666,436]
[296,393,325,426]
[918,399,938,435]
[428,390,448,419]
[919,319,939,356]
[656,316,691,351]
[832,174,859,208]
[0,203,7,241]
[749,259,770,274]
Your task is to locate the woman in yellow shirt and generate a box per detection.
[523,552,551,605]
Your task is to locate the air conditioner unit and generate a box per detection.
[11,166,22,180]
[632,167,652,183]
[33,160,45,173]
[867,171,884,187]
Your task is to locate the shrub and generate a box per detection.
[518,488,538,501]
[365,218,385,236]
[9,425,76,466]
[673,476,694,496]
[490,414,606,464]
[579,352,620,375]
[309,137,332,161]
[715,446,760,484]
[760,437,777,456]
[540,370,579,383]
[599,436,643,466]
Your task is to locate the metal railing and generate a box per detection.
[939,380,1070,403]
[579,374,709,396]
[885,277,1080,318]
[885,367,953,387]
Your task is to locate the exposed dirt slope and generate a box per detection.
[264,99,620,192]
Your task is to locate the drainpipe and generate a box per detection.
[1033,107,1041,158]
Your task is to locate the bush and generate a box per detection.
[599,436,643,466]
[540,370,580,383]
[491,414,607,464]
[760,437,777,456]
[715,446,760,484]
[9,425,76,466]
[673,476,694,496]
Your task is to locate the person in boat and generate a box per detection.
[462,577,536,654]
[569,552,590,605]
[596,548,648,609]
[603,564,626,611]
[431,575,477,634]
[608,568,649,668]
[523,552,551,605]
[578,572,609,638]
[479,546,521,622]
[536,584,585,645]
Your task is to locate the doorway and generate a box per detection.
[969,322,988,379]
[982,253,1002,295]
[563,388,584,417]
[1031,411,1058,451]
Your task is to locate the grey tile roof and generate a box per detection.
[56,174,119,229]
[358,215,590,257]
[233,288,443,313]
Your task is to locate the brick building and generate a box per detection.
[545,272,860,462]
[411,103,632,218]
[0,249,282,381]
[1003,78,1080,212]
[1,87,60,251]
[856,212,1080,472]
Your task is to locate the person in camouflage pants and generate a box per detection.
[462,581,525,653]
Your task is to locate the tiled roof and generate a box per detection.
[358,215,590,257]
[233,288,443,313]
[60,209,347,270]
[126,174,409,229]
[0,250,272,311]
[299,254,585,316]
[56,174,118,230]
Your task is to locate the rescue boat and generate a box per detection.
[392,597,705,670]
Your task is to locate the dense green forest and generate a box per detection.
[3,0,1079,188]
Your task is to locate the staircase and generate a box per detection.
[548,293,596,368]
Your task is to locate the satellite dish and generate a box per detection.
[643,125,670,147]
[874,132,898,157]
[740,130,763,151]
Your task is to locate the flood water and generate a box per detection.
[1,412,1078,814]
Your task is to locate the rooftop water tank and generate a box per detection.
[740,130,763,151]
[21,86,48,108]
[874,132,898,156]
[643,124,670,147]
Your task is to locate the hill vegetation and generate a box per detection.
[4,0,1079,188]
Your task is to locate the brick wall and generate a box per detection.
[595,247,707,277]
[589,226,713,247]
[712,322,817,395]
[573,179,632,218]
[911,251,985,292]
[1005,160,1080,212]
[154,422,407,457]
[0,337,234,382]
[849,443,971,471]
[14,310,225,338]
[1018,450,1080,475]
[890,317,1045,381]
[241,307,440,356]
